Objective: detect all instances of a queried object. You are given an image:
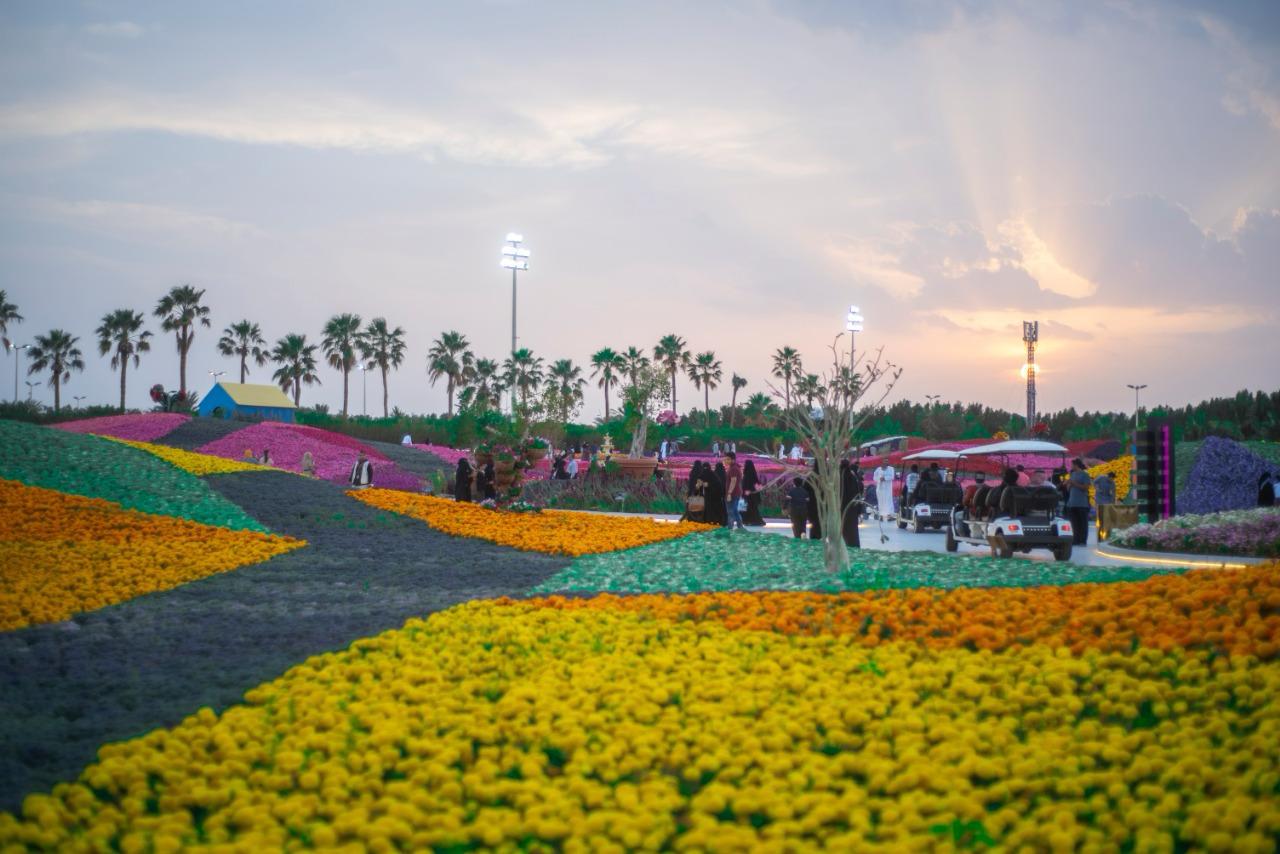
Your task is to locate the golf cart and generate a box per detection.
[943,440,1075,561]
[897,450,965,533]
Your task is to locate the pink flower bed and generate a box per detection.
[198,422,421,491]
[413,444,470,466]
[54,413,189,442]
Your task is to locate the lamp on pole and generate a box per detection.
[925,394,941,406]
[209,370,226,382]
[501,232,530,413]
[1126,383,1147,428]
[73,395,87,408]
[8,342,29,403]
[25,380,40,401]
[845,305,864,368]
[357,364,368,417]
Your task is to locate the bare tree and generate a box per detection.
[770,339,901,573]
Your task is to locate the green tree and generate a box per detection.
[271,333,321,406]
[730,373,748,427]
[153,284,211,396]
[217,320,268,383]
[590,347,626,420]
[686,351,723,422]
[427,331,474,417]
[0,289,22,349]
[95,309,152,411]
[795,373,826,411]
[502,347,544,412]
[653,334,690,413]
[742,392,776,427]
[463,357,505,413]
[356,318,406,418]
[771,346,803,411]
[321,313,363,417]
[547,358,587,425]
[27,329,84,412]
[620,346,650,388]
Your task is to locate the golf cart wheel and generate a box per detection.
[897,518,906,529]
[945,527,958,552]
[1053,543,1073,562]
[989,537,1014,559]
[909,517,919,534]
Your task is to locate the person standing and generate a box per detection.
[724,451,745,530]
[840,459,862,548]
[659,439,669,462]
[873,456,896,521]
[454,458,473,502]
[1093,471,1115,538]
[701,463,727,526]
[1066,458,1092,545]
[904,464,921,505]
[481,461,497,500]
[711,439,721,457]
[349,451,374,489]
[567,453,579,479]
[741,459,766,526]
[300,451,316,477]
[785,477,810,538]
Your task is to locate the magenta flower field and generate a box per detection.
[53,413,190,442]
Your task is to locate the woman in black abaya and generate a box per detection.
[742,459,766,526]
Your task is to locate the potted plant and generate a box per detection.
[524,437,549,463]
[474,442,494,466]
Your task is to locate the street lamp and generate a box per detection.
[357,364,368,417]
[8,342,29,403]
[845,305,864,369]
[1126,383,1147,428]
[925,394,941,405]
[73,395,87,408]
[24,380,40,401]
[501,232,530,413]
[209,370,226,382]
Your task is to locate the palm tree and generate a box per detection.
[321,313,363,417]
[686,351,723,421]
[730,373,748,427]
[742,392,773,427]
[466,358,504,411]
[590,347,626,420]
[620,346,650,389]
[547,358,586,424]
[356,318,406,418]
[795,373,827,410]
[95,309,152,411]
[427,331,474,417]
[271,333,321,406]
[771,346,803,411]
[153,284,211,396]
[27,329,84,412]
[217,320,268,383]
[653,334,690,413]
[0,289,22,349]
[502,347,544,411]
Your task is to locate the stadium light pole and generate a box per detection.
[845,305,864,369]
[1127,383,1147,428]
[357,364,368,416]
[8,342,29,403]
[501,233,530,413]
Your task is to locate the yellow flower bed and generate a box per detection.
[99,437,267,477]
[1088,455,1133,503]
[0,479,304,630]
[350,489,715,555]
[2,574,1277,851]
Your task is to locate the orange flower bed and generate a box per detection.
[529,562,1280,658]
[349,489,714,556]
[0,479,305,630]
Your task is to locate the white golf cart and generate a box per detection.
[943,440,1076,561]
[896,449,965,533]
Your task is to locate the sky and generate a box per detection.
[1,0,1278,420]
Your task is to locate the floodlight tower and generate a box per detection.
[501,233,529,412]
[1022,320,1038,432]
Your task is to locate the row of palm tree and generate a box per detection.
[0,286,831,420]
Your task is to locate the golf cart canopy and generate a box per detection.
[901,449,962,462]
[960,440,1069,456]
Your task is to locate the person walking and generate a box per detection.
[1066,458,1092,545]
[785,477,810,538]
[1093,471,1115,538]
[454,458,473,502]
[840,459,862,548]
[724,451,746,530]
[349,451,374,489]
[741,459,766,526]
[873,456,895,521]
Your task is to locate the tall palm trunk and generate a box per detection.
[119,358,128,412]
[380,365,389,417]
[239,355,247,384]
[604,379,611,421]
[178,332,188,396]
[670,368,677,411]
[293,377,301,406]
[447,379,455,417]
[730,388,739,427]
[53,375,61,411]
[342,368,350,417]
[704,384,710,421]
[784,378,791,411]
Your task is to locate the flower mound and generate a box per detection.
[0,480,304,631]
[0,420,267,532]
[1178,436,1274,514]
[52,413,189,443]
[2,567,1277,851]
[1086,455,1132,503]
[101,437,269,477]
[197,422,422,491]
[413,443,470,466]
[350,489,714,555]
[1111,506,1280,558]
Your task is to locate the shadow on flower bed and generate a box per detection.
[521,472,787,517]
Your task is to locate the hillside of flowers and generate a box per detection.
[101,437,272,476]
[2,564,1276,851]
[0,479,303,630]
[0,420,267,531]
[1110,507,1280,558]
[52,412,190,443]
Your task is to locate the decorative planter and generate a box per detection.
[474,451,494,466]
[616,456,658,480]
[524,447,548,463]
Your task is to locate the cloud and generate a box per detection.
[995,218,1097,299]
[84,21,144,39]
[8,195,265,242]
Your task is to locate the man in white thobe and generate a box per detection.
[873,457,895,520]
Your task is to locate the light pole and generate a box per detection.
[73,395,87,408]
[845,305,864,368]
[8,342,29,403]
[925,394,941,405]
[25,380,40,401]
[357,364,368,416]
[1127,383,1147,428]
[209,370,226,383]
[502,233,529,414]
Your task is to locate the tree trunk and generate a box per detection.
[604,380,610,421]
[670,367,677,412]
[381,365,389,418]
[704,384,710,422]
[293,377,301,406]
[341,367,350,417]
[731,389,739,427]
[53,373,61,412]
[784,377,791,411]
[119,357,128,412]
[178,331,188,396]
[239,355,247,384]
[447,378,455,417]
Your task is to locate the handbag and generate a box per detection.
[686,495,706,512]
[736,497,747,512]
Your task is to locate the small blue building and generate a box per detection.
[198,382,297,422]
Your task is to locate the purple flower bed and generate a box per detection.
[53,413,189,443]
[1111,507,1280,558]
[1177,436,1273,514]
[197,422,421,491]
[413,443,470,466]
